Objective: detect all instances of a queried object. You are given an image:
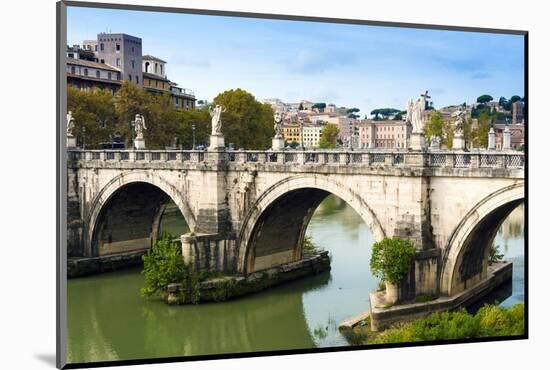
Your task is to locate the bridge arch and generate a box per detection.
[440,182,524,296]
[84,171,196,256]
[237,174,386,274]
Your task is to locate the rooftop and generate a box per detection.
[142,55,167,63]
[67,58,120,72]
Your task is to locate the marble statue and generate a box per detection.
[66,111,75,136]
[134,114,147,140]
[452,108,467,136]
[273,111,283,138]
[209,104,226,135]
[410,91,430,134]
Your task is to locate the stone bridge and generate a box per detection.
[67,148,524,299]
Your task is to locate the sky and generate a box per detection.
[67,6,525,115]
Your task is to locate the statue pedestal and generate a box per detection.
[452,135,466,151]
[409,133,426,151]
[209,134,225,150]
[272,137,285,150]
[67,135,76,149]
[134,138,146,150]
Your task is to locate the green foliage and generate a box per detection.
[302,235,318,255]
[141,233,188,298]
[213,88,274,149]
[67,86,117,148]
[312,102,327,111]
[367,304,524,344]
[370,108,401,120]
[319,124,340,148]
[489,244,505,265]
[423,111,445,144]
[347,107,360,119]
[477,94,494,104]
[370,237,416,285]
[472,112,492,148]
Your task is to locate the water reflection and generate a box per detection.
[66,197,524,363]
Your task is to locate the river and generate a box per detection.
[66,196,524,363]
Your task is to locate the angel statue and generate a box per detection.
[209,104,226,135]
[134,114,147,140]
[66,111,75,136]
[452,108,467,136]
[410,90,430,134]
[273,111,283,138]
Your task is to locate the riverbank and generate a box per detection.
[340,303,524,345]
[165,251,331,304]
[68,249,147,278]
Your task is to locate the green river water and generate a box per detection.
[67,196,524,364]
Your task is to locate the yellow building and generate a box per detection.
[282,123,302,144]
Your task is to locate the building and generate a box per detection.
[142,55,170,93]
[494,124,524,150]
[302,124,324,148]
[512,101,525,124]
[358,120,409,149]
[95,33,143,85]
[67,33,196,110]
[66,58,121,94]
[282,123,302,145]
[170,84,196,110]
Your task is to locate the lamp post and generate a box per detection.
[191,123,196,150]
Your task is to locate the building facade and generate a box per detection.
[66,58,121,94]
[302,124,323,148]
[95,33,143,85]
[358,120,409,149]
[282,123,302,145]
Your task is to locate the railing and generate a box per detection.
[67,149,525,170]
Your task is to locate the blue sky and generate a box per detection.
[67,6,525,115]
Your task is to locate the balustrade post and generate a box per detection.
[99,151,106,161]
[276,151,285,164]
[445,154,455,168]
[144,151,152,162]
[362,153,372,165]
[470,154,480,168]
[84,151,92,161]
[317,152,327,165]
[384,153,394,166]
[296,152,306,164]
[496,154,506,169]
[114,151,121,161]
[339,152,348,165]
[160,152,167,161]
[176,152,182,161]
[128,151,136,162]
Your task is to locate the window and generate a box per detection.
[132,47,134,53]
[108,72,111,80]
[136,76,139,84]
[70,66,75,74]
[128,74,132,81]
[155,63,158,73]
[94,45,97,51]
[116,44,120,51]
[84,68,88,76]
[116,58,120,67]
[155,80,158,88]
[160,64,163,75]
[100,59,104,64]
[145,62,150,73]
[131,60,135,68]
[96,70,100,78]
[100,43,104,51]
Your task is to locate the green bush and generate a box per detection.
[141,233,188,298]
[367,304,524,344]
[302,235,318,255]
[370,237,416,284]
[489,244,505,265]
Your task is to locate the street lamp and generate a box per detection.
[191,123,196,150]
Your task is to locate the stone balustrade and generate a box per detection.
[67,149,525,170]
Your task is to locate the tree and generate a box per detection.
[347,107,360,119]
[370,237,416,285]
[472,111,492,148]
[67,86,117,148]
[423,111,445,144]
[370,108,401,120]
[319,124,339,148]
[213,88,273,149]
[476,94,494,104]
[312,102,327,112]
[298,102,304,110]
[509,95,521,104]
